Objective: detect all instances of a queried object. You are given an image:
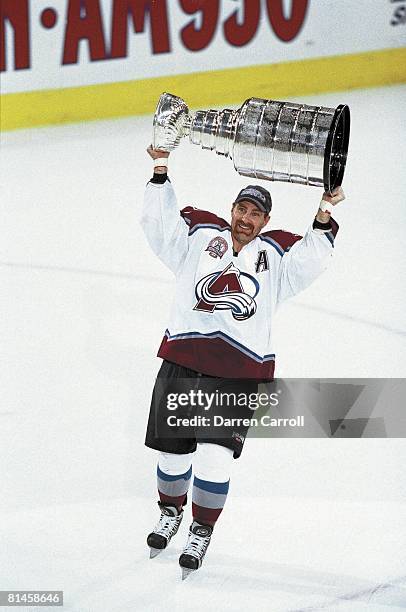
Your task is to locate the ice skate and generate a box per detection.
[179,521,213,579]
[147,502,183,558]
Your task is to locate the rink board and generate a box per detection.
[2,47,406,131]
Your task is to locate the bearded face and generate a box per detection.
[231,201,270,246]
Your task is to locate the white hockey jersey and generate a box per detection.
[140,179,338,380]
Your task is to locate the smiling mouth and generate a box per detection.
[237,223,253,232]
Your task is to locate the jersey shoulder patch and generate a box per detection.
[259,229,302,255]
[180,207,230,235]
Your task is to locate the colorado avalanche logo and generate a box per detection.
[194,263,259,321]
[205,236,228,259]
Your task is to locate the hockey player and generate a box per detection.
[141,145,345,579]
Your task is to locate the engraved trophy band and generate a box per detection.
[153,92,350,194]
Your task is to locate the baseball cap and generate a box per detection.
[234,185,272,214]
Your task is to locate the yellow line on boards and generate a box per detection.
[1,47,406,131]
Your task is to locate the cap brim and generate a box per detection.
[234,196,269,214]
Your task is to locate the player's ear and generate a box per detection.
[263,214,270,228]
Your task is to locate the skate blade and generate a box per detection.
[181,567,195,581]
[149,547,162,559]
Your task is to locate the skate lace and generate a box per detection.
[154,512,182,537]
[183,530,211,560]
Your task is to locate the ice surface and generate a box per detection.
[1,85,406,611]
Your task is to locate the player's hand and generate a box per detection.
[321,186,345,206]
[147,145,170,160]
[316,186,345,222]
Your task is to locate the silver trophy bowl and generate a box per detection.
[152,92,350,194]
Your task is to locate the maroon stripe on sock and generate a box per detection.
[159,492,186,508]
[192,502,222,527]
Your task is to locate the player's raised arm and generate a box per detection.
[277,187,345,302]
[140,146,190,275]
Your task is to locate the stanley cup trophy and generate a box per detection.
[153,92,350,194]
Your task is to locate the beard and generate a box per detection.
[232,221,257,244]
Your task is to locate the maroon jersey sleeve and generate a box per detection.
[180,207,230,234]
[261,229,303,254]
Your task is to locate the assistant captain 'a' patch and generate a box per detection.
[255,250,269,273]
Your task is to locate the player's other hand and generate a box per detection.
[147,145,170,160]
[322,186,345,206]
[316,186,345,222]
